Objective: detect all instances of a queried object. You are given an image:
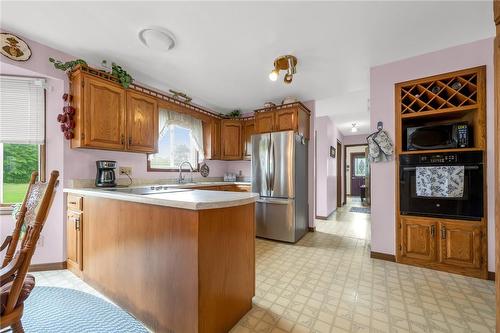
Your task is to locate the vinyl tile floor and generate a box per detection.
[32,198,496,333]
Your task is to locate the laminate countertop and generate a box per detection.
[63,185,258,211]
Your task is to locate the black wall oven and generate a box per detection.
[399,151,483,220]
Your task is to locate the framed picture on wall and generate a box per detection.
[330,146,336,158]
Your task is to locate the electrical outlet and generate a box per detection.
[119,166,132,176]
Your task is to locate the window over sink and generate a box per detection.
[147,108,204,171]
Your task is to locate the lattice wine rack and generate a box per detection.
[400,71,478,115]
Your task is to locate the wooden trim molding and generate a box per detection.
[370,251,396,262]
[488,271,495,281]
[28,261,67,272]
[308,226,316,232]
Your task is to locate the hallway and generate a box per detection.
[315,197,371,241]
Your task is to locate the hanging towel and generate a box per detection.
[416,166,465,198]
[367,130,393,163]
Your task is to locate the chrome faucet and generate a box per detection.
[178,161,194,184]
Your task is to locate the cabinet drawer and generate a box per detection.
[67,195,83,211]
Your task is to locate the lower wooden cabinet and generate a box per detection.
[398,216,486,278]
[66,195,83,275]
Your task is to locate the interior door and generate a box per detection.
[270,131,294,198]
[350,152,367,196]
[336,141,342,207]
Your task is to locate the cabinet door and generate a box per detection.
[221,120,242,160]
[211,119,221,160]
[255,112,275,133]
[126,91,158,153]
[439,221,482,269]
[67,211,83,271]
[275,109,297,132]
[401,217,437,262]
[83,76,126,150]
[242,119,255,160]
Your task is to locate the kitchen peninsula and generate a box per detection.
[63,187,258,333]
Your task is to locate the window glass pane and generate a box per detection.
[150,125,198,170]
[354,157,367,177]
[2,143,39,204]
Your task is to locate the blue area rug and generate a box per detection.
[349,207,371,214]
[23,287,148,333]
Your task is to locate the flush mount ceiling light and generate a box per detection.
[138,27,176,52]
[351,123,358,133]
[269,55,298,84]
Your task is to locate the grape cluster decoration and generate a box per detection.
[57,93,76,140]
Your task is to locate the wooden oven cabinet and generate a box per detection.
[70,71,158,154]
[398,216,486,279]
[254,103,310,139]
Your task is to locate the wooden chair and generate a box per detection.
[0,170,59,332]
[1,172,38,268]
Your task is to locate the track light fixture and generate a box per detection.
[269,55,298,84]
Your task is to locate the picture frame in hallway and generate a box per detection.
[330,146,336,158]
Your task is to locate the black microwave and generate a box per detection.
[406,123,470,151]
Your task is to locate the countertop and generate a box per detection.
[64,182,258,211]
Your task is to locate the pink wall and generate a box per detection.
[343,134,367,146]
[315,116,343,218]
[370,38,496,272]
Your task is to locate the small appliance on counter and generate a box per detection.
[406,122,470,151]
[95,160,117,187]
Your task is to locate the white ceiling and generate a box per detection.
[0,1,494,119]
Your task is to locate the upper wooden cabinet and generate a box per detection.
[254,103,310,139]
[242,119,255,160]
[71,71,158,153]
[205,119,221,160]
[220,120,242,160]
[81,75,126,150]
[126,91,158,153]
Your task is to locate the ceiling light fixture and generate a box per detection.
[138,27,176,52]
[351,123,358,133]
[269,55,298,84]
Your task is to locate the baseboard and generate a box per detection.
[28,261,67,272]
[488,271,495,281]
[315,209,336,220]
[308,226,316,232]
[370,251,396,262]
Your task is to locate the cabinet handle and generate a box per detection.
[121,135,125,145]
[430,225,435,237]
[75,217,80,231]
[441,226,446,239]
[128,137,132,145]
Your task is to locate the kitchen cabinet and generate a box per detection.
[126,91,158,153]
[70,70,158,153]
[254,103,310,139]
[439,220,482,269]
[207,119,221,160]
[255,112,275,133]
[242,119,255,160]
[81,75,126,150]
[400,216,437,263]
[66,194,83,275]
[398,216,486,278]
[221,119,242,160]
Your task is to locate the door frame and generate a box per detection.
[343,144,368,204]
[336,140,342,207]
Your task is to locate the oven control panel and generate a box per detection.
[419,154,458,164]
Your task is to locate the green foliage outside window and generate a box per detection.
[3,144,38,183]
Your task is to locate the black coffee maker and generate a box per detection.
[95,160,117,187]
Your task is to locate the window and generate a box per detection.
[354,156,367,177]
[148,109,204,171]
[0,76,46,206]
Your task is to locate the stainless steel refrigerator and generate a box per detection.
[252,131,308,243]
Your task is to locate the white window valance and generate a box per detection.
[158,108,204,161]
[0,75,45,144]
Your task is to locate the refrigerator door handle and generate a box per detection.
[256,198,291,205]
[271,141,276,192]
